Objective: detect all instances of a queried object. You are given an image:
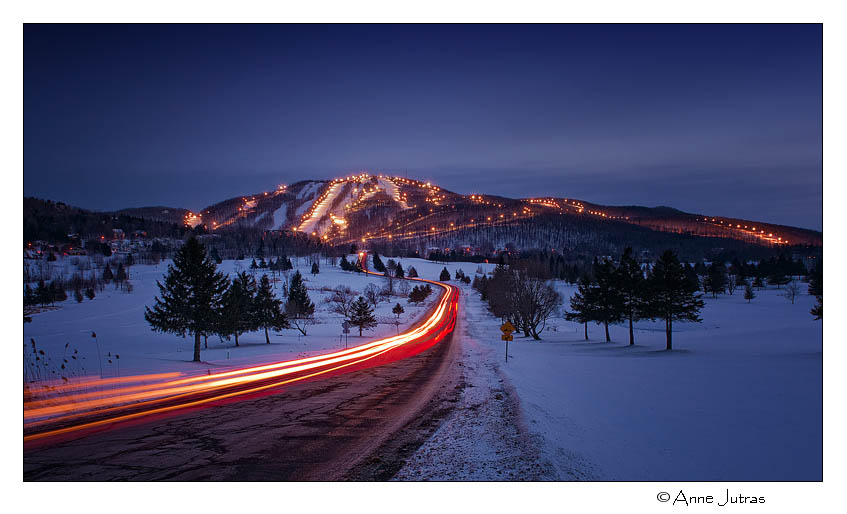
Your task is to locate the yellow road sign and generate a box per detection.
[500,321,516,334]
[501,333,513,341]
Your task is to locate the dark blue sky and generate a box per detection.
[24,24,822,230]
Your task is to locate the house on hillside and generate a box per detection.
[456,243,473,254]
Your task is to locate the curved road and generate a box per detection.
[24,280,465,481]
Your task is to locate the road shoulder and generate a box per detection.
[390,293,558,481]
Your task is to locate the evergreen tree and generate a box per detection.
[753,275,764,290]
[811,296,822,320]
[439,267,451,281]
[409,285,426,304]
[115,262,128,282]
[744,282,756,303]
[394,263,404,279]
[218,272,258,347]
[253,275,290,344]
[349,296,378,336]
[85,287,96,300]
[565,265,579,285]
[259,257,268,269]
[392,303,405,318]
[340,256,351,271]
[74,288,84,303]
[646,250,705,350]
[372,252,386,272]
[210,247,222,264]
[285,270,315,335]
[51,282,68,303]
[683,263,700,293]
[24,284,36,306]
[809,264,822,320]
[144,237,228,362]
[35,280,50,307]
[250,258,258,270]
[311,262,320,275]
[102,264,113,283]
[565,275,597,341]
[407,266,418,278]
[617,248,647,345]
[768,271,790,289]
[593,259,625,342]
[703,263,728,298]
[808,264,822,297]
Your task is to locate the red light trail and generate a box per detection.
[24,273,459,446]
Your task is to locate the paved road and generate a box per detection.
[24,321,462,481]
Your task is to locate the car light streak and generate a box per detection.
[24,273,459,445]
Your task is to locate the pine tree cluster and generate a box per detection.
[408,284,434,304]
[145,238,292,361]
[562,248,704,350]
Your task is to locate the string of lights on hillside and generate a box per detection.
[202,185,287,231]
[696,217,788,245]
[184,172,793,247]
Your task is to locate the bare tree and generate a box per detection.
[783,280,801,304]
[363,283,383,309]
[726,274,738,295]
[485,268,562,340]
[383,265,396,296]
[325,285,357,318]
[515,274,563,339]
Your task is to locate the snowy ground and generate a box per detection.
[26,254,819,481]
[394,291,564,481]
[436,281,822,481]
[24,256,492,380]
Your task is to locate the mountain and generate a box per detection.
[175,173,822,249]
[24,197,196,243]
[25,173,821,259]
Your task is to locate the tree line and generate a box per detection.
[144,238,319,361]
[24,259,134,316]
[564,248,704,350]
[143,239,442,362]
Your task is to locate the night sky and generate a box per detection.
[24,24,822,230]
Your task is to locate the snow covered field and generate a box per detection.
[24,256,491,379]
[24,253,820,481]
[458,281,822,481]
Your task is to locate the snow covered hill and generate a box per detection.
[114,172,821,251]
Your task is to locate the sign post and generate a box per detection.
[500,321,515,362]
[342,321,350,349]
